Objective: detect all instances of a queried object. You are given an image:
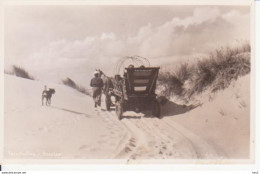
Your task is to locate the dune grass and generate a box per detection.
[158,43,251,99]
[4,65,35,80]
[62,77,91,96]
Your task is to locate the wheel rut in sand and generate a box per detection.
[96,108,137,159]
[94,105,225,160]
[162,117,226,159]
[113,119,146,160]
[127,117,197,159]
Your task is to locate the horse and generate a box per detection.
[42,88,56,106]
[96,69,113,96]
[96,69,115,110]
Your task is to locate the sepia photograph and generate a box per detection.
[2,2,253,164]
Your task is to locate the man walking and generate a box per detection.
[90,71,104,108]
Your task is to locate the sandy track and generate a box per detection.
[97,103,225,160]
[4,74,249,160]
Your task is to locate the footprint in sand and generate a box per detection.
[108,135,117,140]
[107,126,115,129]
[90,147,98,152]
[38,127,49,132]
[123,137,137,153]
[129,138,136,147]
[148,141,156,147]
[97,140,106,144]
[130,138,136,143]
[78,144,91,150]
[129,142,136,147]
[162,145,167,150]
[113,127,121,132]
[125,146,132,153]
[100,134,107,138]
[109,142,116,146]
[57,121,63,126]
[74,155,81,158]
[75,115,82,120]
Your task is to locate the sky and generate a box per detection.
[4,5,250,85]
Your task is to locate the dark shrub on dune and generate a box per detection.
[62,78,77,89]
[62,77,91,96]
[158,43,251,99]
[11,65,34,80]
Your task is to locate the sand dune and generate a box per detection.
[4,74,250,161]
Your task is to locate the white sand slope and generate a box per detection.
[4,74,250,161]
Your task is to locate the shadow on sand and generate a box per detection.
[110,100,200,120]
[50,106,92,117]
[161,100,201,118]
[102,108,115,112]
[122,115,142,119]
[49,100,200,120]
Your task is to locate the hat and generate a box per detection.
[94,71,99,75]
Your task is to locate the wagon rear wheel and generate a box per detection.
[152,101,161,119]
[116,102,124,120]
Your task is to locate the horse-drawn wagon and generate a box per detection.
[103,56,161,120]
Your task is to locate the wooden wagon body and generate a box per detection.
[106,67,161,120]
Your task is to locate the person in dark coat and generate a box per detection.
[90,71,104,108]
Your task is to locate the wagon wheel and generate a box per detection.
[116,102,124,120]
[105,95,111,111]
[152,101,161,119]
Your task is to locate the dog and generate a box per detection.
[42,88,55,106]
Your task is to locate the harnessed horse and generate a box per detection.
[96,69,115,110]
[96,69,113,96]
